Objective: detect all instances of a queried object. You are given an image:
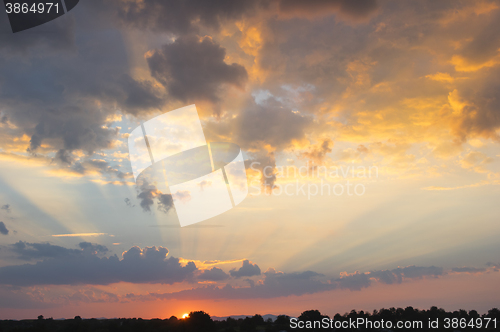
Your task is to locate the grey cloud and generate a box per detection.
[0,222,8,235]
[335,272,372,291]
[278,0,379,20]
[486,262,499,272]
[0,9,75,53]
[68,159,129,180]
[1,204,10,213]
[459,10,500,65]
[453,69,500,140]
[246,152,278,192]
[78,242,109,254]
[124,198,135,207]
[147,36,248,104]
[158,265,445,300]
[198,267,230,281]
[229,260,261,278]
[118,74,164,112]
[0,16,164,168]
[452,267,487,273]
[367,266,443,286]
[110,0,261,35]
[136,180,174,214]
[55,149,73,165]
[158,193,174,214]
[129,269,333,301]
[235,99,313,150]
[136,180,158,212]
[25,107,118,155]
[0,244,197,286]
[10,241,107,261]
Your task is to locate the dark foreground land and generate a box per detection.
[0,307,499,331]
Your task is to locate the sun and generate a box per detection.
[182,313,189,319]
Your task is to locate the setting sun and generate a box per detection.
[182,313,189,319]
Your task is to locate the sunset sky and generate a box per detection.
[0,0,500,320]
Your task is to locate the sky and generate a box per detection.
[0,0,500,320]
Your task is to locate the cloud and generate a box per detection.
[451,267,487,274]
[158,193,174,213]
[62,158,130,180]
[0,244,197,286]
[0,222,8,235]
[299,139,333,164]
[198,267,230,281]
[136,180,174,214]
[0,204,10,213]
[368,266,443,285]
[149,265,445,301]
[449,68,500,140]
[147,36,248,104]
[234,99,313,150]
[229,260,261,278]
[246,152,278,192]
[197,180,212,191]
[10,241,107,261]
[129,268,333,301]
[456,9,500,66]
[124,198,135,207]
[0,10,75,53]
[278,0,379,20]
[110,0,260,35]
[0,10,165,172]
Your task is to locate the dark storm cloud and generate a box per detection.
[278,0,379,19]
[147,36,248,104]
[0,244,197,286]
[198,267,230,281]
[0,222,9,235]
[229,260,261,278]
[10,241,107,261]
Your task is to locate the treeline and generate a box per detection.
[0,307,499,331]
